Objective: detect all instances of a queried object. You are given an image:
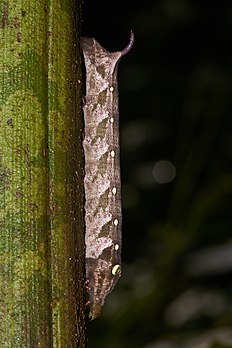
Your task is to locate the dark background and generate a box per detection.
[82,1,232,347]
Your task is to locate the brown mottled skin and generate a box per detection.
[81,32,134,319]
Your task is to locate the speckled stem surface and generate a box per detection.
[0,1,85,347]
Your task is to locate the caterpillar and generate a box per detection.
[81,31,134,320]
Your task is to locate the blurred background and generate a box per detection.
[82,1,232,347]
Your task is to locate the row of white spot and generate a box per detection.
[109,112,118,228]
[109,88,114,125]
[108,104,121,276]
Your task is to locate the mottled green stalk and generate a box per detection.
[0,1,85,347]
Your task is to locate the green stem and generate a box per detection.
[0,1,85,346]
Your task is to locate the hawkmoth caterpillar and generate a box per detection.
[81,31,134,319]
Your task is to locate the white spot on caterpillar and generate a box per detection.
[110,117,114,123]
[112,187,117,195]
[110,150,115,158]
[115,244,119,251]
[113,219,119,226]
[109,86,114,92]
[112,264,121,276]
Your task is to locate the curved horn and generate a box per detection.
[121,30,135,56]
